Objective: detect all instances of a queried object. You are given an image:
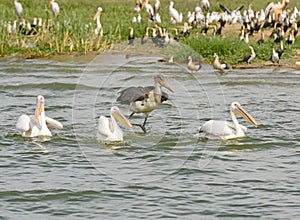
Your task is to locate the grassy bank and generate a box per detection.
[0,0,299,64]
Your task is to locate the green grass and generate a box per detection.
[0,0,299,64]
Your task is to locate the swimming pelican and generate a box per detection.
[97,106,132,142]
[94,7,103,37]
[117,73,174,133]
[187,56,201,73]
[49,0,60,17]
[14,0,23,19]
[199,102,258,140]
[16,95,63,137]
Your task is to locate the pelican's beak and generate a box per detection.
[161,80,174,93]
[112,108,132,128]
[236,105,258,127]
[34,100,44,124]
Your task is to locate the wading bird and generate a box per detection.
[187,56,201,73]
[16,95,63,137]
[271,45,280,64]
[117,73,174,133]
[128,27,134,45]
[97,106,132,142]
[14,0,23,19]
[49,0,60,17]
[199,102,258,140]
[265,0,289,22]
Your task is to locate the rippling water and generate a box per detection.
[0,53,300,219]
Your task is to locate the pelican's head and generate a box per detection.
[230,102,258,127]
[154,73,174,92]
[94,7,103,20]
[34,95,45,124]
[111,106,132,128]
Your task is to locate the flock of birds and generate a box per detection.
[12,0,300,142]
[16,73,258,142]
[129,0,299,67]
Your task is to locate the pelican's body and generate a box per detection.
[199,102,258,140]
[187,56,201,73]
[117,73,174,132]
[97,106,132,142]
[49,0,60,17]
[16,95,63,138]
[14,0,23,19]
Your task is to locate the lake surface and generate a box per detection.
[0,52,300,219]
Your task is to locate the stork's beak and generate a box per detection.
[49,0,52,8]
[161,80,174,93]
[236,105,258,127]
[112,108,132,128]
[34,100,44,124]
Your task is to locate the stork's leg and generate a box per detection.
[129,112,135,119]
[131,114,149,133]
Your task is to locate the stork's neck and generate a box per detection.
[96,16,101,28]
[154,82,162,104]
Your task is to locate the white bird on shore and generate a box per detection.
[14,0,23,19]
[49,0,60,17]
[94,7,103,36]
[199,102,258,140]
[97,106,132,142]
[169,1,182,24]
[16,95,63,138]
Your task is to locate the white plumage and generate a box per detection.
[16,95,63,138]
[14,0,23,19]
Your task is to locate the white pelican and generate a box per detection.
[199,102,258,140]
[187,56,201,73]
[94,7,103,37]
[97,106,132,142]
[49,0,60,17]
[117,73,174,133]
[16,95,63,138]
[169,1,182,24]
[14,0,23,19]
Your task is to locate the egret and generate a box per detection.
[14,0,23,19]
[49,0,60,17]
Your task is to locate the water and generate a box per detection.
[0,53,300,219]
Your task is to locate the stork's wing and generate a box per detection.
[144,86,169,102]
[45,116,63,129]
[219,4,231,14]
[16,114,31,132]
[117,86,151,104]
